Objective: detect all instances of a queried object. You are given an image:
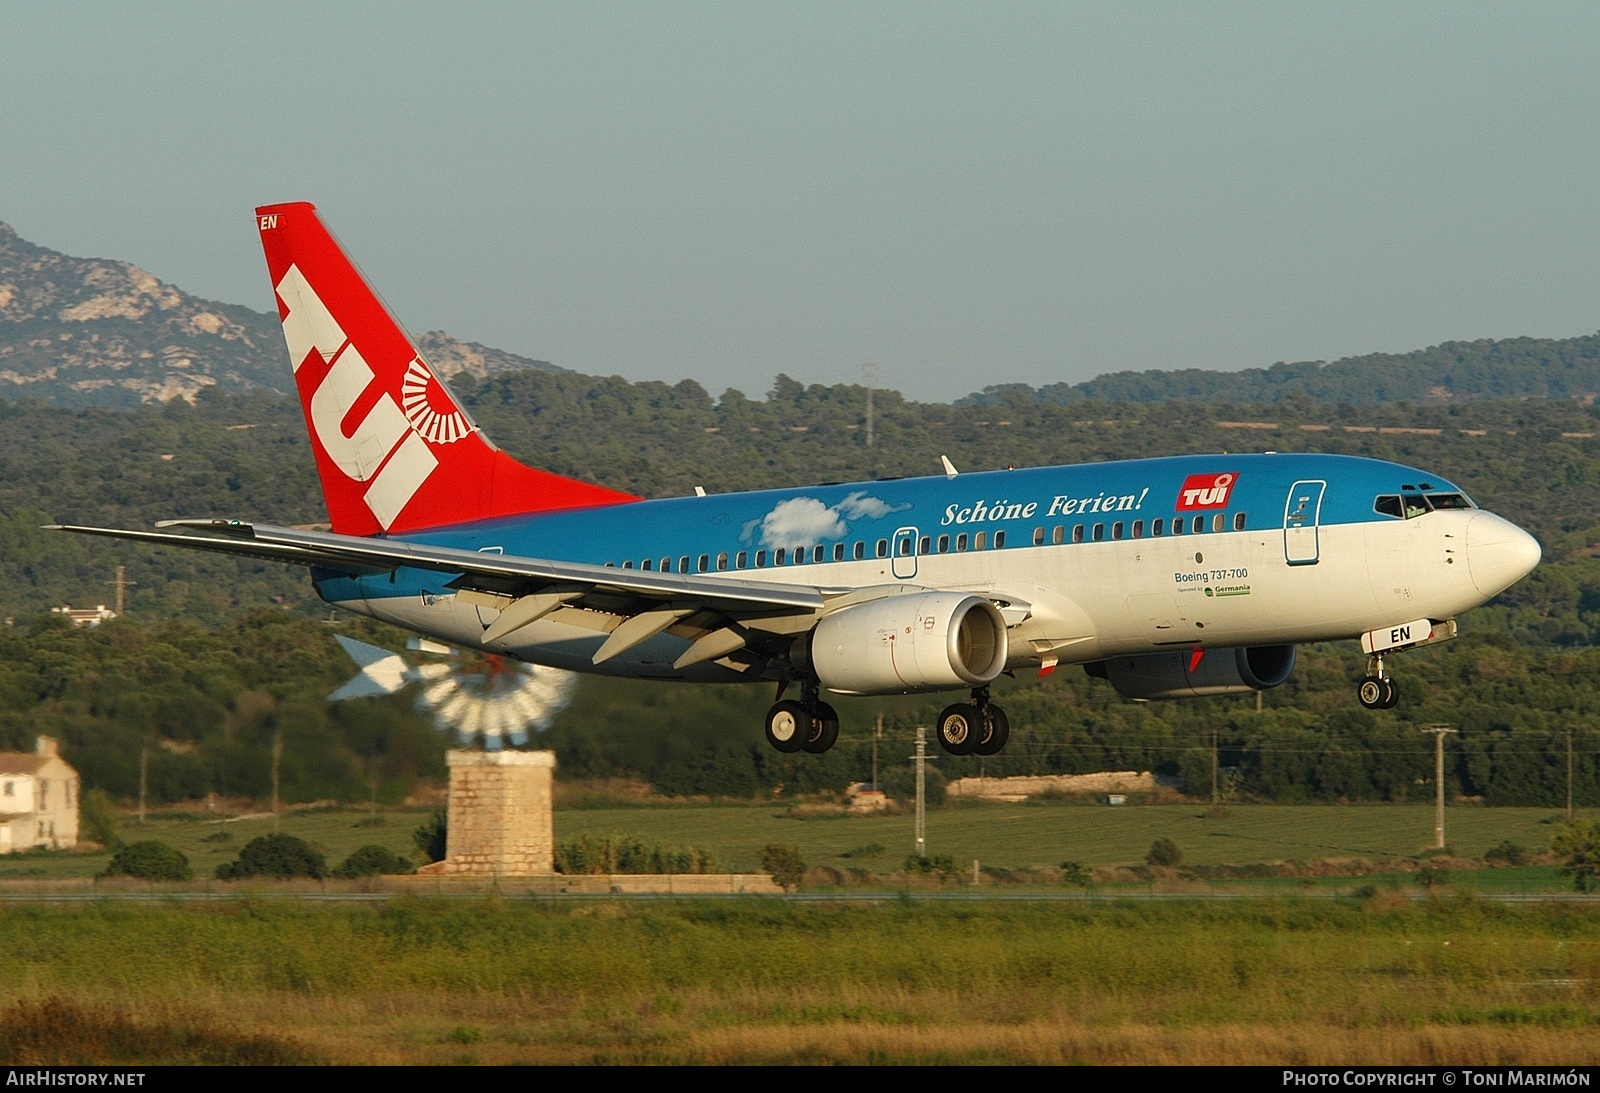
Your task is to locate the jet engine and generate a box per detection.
[804,592,1009,695]
[1085,644,1297,700]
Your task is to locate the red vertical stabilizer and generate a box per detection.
[254,202,638,537]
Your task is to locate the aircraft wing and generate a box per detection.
[49,518,842,670]
[46,520,829,614]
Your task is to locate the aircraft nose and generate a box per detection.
[1465,512,1541,597]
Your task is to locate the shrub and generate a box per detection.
[903,853,958,879]
[1417,863,1450,890]
[553,834,715,875]
[1484,840,1530,867]
[1059,860,1093,887]
[1146,838,1184,867]
[413,809,447,863]
[215,834,326,880]
[760,843,806,891]
[332,845,415,878]
[79,788,119,848]
[100,841,190,881]
[1552,819,1600,893]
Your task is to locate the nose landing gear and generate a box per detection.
[936,686,1010,756]
[1357,654,1399,710]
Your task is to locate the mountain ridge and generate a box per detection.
[0,220,563,407]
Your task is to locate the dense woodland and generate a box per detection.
[3,371,1600,809]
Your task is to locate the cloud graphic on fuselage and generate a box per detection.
[742,491,910,548]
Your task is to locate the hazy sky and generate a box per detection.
[2,3,1597,402]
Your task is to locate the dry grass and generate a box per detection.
[1,898,1597,1064]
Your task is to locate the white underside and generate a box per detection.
[332,509,1493,691]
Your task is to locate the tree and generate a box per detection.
[101,841,190,881]
[79,788,119,848]
[413,809,447,863]
[216,833,326,880]
[1552,819,1600,893]
[759,843,805,892]
[1146,838,1184,867]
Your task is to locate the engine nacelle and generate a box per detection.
[807,592,1009,695]
[1086,644,1297,700]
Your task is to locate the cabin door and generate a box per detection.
[891,526,919,579]
[1283,480,1327,566]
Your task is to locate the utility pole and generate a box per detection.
[863,361,876,450]
[106,566,135,616]
[271,728,282,832]
[1210,725,1221,816]
[1421,724,1458,850]
[913,726,928,859]
[138,746,147,826]
[1567,724,1575,825]
[871,713,883,790]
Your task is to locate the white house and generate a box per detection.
[0,736,80,852]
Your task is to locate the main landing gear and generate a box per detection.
[935,687,1009,756]
[764,681,840,754]
[1357,654,1400,710]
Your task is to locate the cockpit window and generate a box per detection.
[1426,492,1472,510]
[1402,494,1430,519]
[1377,491,1474,520]
[1374,495,1403,519]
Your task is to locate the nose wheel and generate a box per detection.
[1357,655,1399,710]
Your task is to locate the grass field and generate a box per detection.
[0,898,1597,1064]
[1,800,1589,886]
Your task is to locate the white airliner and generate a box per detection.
[53,203,1542,756]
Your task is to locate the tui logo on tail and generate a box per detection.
[256,202,637,536]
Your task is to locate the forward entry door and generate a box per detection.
[1283,480,1326,566]
[891,526,919,579]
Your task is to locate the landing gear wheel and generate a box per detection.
[974,704,1010,756]
[1356,678,1382,713]
[1379,678,1399,710]
[765,700,812,753]
[802,701,840,754]
[936,703,980,756]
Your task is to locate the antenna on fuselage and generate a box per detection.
[940,455,959,479]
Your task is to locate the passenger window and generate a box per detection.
[853,541,865,560]
[1212,513,1224,533]
[1171,518,1183,536]
[641,558,653,571]
[717,553,728,571]
[736,551,748,569]
[1032,527,1045,546]
[1132,520,1143,538]
[660,558,671,573]
[794,545,806,563]
[994,530,1006,548]
[938,535,950,553]
[877,539,889,558]
[698,554,710,572]
[897,538,911,557]
[833,543,845,562]
[1233,512,1246,531]
[974,531,987,550]
[756,550,767,567]
[920,536,931,555]
[1112,521,1124,540]
[1152,518,1164,536]
[604,561,615,568]
[1051,526,1064,545]
[621,560,633,569]
[813,545,825,563]
[1192,516,1204,534]
[1072,525,1084,544]
[679,556,690,574]
[956,533,968,552]
[775,548,786,565]
[1093,523,1105,542]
